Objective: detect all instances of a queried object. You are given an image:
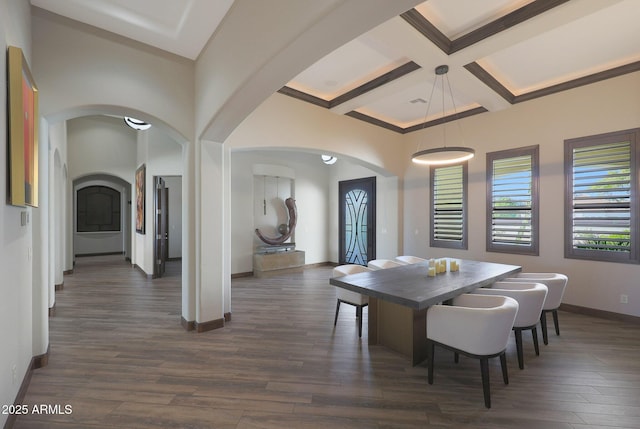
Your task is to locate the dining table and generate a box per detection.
[329,258,521,365]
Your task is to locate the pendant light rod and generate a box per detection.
[411,65,474,166]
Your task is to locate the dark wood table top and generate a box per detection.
[329,259,521,310]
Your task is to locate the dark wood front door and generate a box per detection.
[339,177,376,265]
[154,176,168,278]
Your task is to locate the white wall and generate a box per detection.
[403,71,640,317]
[229,149,400,274]
[227,94,406,177]
[67,116,137,182]
[230,151,330,274]
[0,0,34,425]
[32,8,194,142]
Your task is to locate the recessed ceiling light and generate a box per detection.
[124,117,151,131]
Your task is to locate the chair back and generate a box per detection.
[332,264,370,305]
[474,282,547,328]
[427,294,518,356]
[332,264,370,277]
[505,273,568,310]
[368,259,403,270]
[395,255,427,265]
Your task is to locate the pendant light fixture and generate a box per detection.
[411,65,474,165]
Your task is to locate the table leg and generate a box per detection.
[368,297,428,366]
[412,308,427,366]
[368,297,378,346]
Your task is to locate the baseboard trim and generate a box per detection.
[4,347,49,429]
[181,317,195,332]
[133,264,153,279]
[55,283,64,291]
[195,318,225,333]
[560,303,640,324]
[33,347,49,369]
[231,261,336,279]
[231,271,253,279]
[75,251,125,257]
[306,261,336,268]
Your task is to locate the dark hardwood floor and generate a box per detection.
[13,255,640,428]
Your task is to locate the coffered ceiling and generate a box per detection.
[282,0,640,133]
[30,0,640,134]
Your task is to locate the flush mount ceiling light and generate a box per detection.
[411,65,474,166]
[124,116,151,131]
[321,155,337,165]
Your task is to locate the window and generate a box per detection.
[486,146,539,255]
[430,163,467,249]
[564,129,639,263]
[77,186,121,232]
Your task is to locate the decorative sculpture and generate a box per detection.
[255,197,297,245]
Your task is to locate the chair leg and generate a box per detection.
[499,352,509,385]
[333,300,341,326]
[514,329,524,370]
[540,311,549,345]
[532,326,540,356]
[480,357,491,409]
[357,305,363,338]
[552,309,560,336]
[427,340,435,384]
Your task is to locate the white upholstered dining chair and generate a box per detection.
[472,281,548,369]
[367,259,403,270]
[394,255,427,265]
[426,293,519,408]
[332,264,372,338]
[503,273,568,345]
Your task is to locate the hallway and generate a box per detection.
[13,256,640,428]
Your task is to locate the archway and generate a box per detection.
[44,108,192,327]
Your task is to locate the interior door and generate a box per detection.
[339,177,376,265]
[154,177,168,278]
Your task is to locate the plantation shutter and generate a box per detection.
[486,146,539,255]
[570,141,631,253]
[490,155,533,246]
[564,129,639,264]
[431,164,466,248]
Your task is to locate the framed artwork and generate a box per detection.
[135,164,145,234]
[7,46,39,207]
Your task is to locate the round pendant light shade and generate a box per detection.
[411,147,475,165]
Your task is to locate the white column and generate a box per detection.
[47,140,56,311]
[182,141,196,323]
[32,117,50,357]
[195,139,226,328]
[222,144,232,317]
